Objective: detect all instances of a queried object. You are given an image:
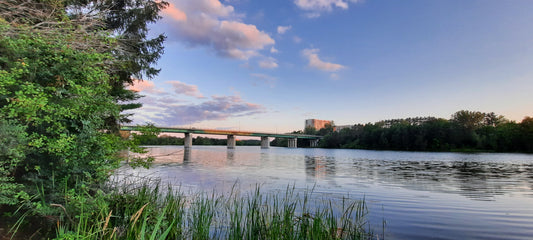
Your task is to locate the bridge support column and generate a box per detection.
[261,136,269,149]
[310,139,319,147]
[288,138,297,148]
[227,135,236,149]
[184,133,192,149]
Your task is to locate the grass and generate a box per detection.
[6,179,378,240]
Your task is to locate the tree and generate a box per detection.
[520,117,533,152]
[66,0,169,130]
[0,18,125,198]
[451,110,486,130]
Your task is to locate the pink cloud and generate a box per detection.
[127,94,266,126]
[163,3,187,21]
[302,48,344,72]
[165,80,205,98]
[127,79,166,94]
[162,0,275,60]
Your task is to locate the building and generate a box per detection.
[305,119,333,130]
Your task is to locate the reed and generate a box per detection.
[14,179,377,239]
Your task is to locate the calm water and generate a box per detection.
[115,146,533,240]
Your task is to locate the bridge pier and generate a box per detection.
[310,139,319,147]
[288,138,297,148]
[184,133,192,149]
[227,135,236,149]
[261,136,269,149]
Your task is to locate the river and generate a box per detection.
[115,146,533,239]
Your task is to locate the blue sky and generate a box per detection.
[127,0,533,133]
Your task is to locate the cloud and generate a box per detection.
[165,81,205,98]
[302,48,345,72]
[277,25,292,34]
[258,57,278,69]
[127,79,166,94]
[294,0,361,17]
[270,46,279,53]
[125,80,266,126]
[162,0,275,60]
[251,73,277,87]
[164,3,187,21]
[293,36,302,43]
[130,94,266,126]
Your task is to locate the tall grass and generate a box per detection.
[13,179,378,239]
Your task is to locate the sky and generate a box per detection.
[127,0,533,133]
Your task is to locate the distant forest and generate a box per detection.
[137,135,261,146]
[272,110,533,153]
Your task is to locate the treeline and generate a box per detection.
[137,134,261,146]
[272,111,533,152]
[317,111,533,152]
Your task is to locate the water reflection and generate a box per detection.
[347,157,533,201]
[226,150,235,162]
[183,148,191,164]
[304,156,336,178]
[136,147,533,202]
[119,147,533,240]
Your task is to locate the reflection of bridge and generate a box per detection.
[120,126,322,149]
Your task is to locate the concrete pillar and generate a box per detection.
[261,136,269,149]
[184,133,192,149]
[310,139,319,147]
[227,135,236,149]
[288,138,297,148]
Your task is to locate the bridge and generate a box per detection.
[120,126,322,149]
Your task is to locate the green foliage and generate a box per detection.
[0,120,27,205]
[65,0,170,128]
[0,21,123,193]
[46,181,375,240]
[131,123,161,144]
[314,110,532,153]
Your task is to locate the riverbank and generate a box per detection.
[2,179,375,239]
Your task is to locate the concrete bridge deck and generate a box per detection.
[120,126,321,149]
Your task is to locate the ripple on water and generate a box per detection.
[117,146,533,240]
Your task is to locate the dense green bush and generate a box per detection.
[0,120,27,205]
[0,18,124,205]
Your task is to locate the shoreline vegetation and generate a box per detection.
[3,179,377,240]
[135,111,533,154]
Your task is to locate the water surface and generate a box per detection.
[115,146,533,240]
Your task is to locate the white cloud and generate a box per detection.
[293,36,302,43]
[302,48,345,72]
[162,0,275,60]
[277,25,292,34]
[258,57,278,69]
[270,46,279,53]
[294,0,361,17]
[165,81,205,98]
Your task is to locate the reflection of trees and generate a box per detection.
[304,156,336,178]
[349,159,533,201]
